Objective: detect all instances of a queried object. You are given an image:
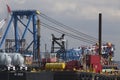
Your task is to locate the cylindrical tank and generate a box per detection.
[45,63,66,70]
[0,53,12,66]
[8,53,24,66]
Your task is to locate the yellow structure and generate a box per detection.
[45,63,66,70]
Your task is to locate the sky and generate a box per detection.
[0,0,120,61]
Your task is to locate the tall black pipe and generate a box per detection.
[99,13,102,55]
[37,18,41,66]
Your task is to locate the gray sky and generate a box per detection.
[0,0,120,61]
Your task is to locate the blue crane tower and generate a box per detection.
[0,10,40,61]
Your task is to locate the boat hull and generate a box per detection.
[0,71,120,80]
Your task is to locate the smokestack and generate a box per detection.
[99,13,102,55]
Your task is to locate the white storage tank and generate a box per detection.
[8,53,25,66]
[0,52,26,71]
[0,53,12,66]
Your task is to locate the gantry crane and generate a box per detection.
[0,10,40,61]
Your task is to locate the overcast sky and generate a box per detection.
[0,0,120,61]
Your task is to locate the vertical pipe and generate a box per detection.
[45,44,47,52]
[37,18,41,66]
[51,34,54,53]
[99,13,102,55]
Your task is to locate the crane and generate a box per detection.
[0,10,41,62]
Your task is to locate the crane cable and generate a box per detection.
[41,22,95,44]
[39,13,98,42]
